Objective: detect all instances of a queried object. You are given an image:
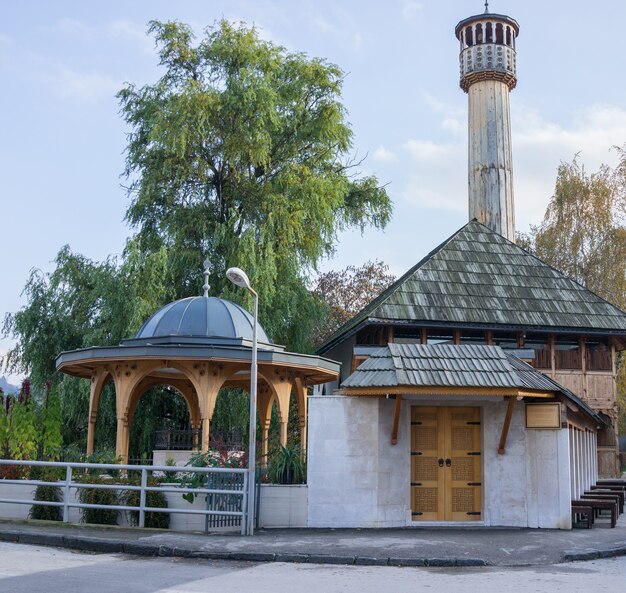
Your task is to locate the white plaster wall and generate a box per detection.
[308,395,381,527]
[258,485,307,528]
[308,395,573,529]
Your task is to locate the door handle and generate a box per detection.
[438,458,444,467]
[445,458,452,467]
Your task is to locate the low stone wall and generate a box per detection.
[258,485,307,528]
[0,481,306,531]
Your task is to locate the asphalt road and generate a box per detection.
[1,541,625,593]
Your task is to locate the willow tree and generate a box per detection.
[522,154,625,309]
[118,20,391,351]
[520,149,626,432]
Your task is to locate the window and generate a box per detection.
[524,334,551,369]
[586,339,612,372]
[555,337,581,370]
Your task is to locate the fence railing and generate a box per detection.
[0,459,248,535]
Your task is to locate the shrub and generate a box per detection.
[75,475,119,525]
[29,468,63,521]
[120,477,170,529]
[266,444,306,484]
[29,484,63,521]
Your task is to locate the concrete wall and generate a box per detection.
[258,485,307,528]
[308,395,572,529]
[0,482,306,531]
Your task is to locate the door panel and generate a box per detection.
[447,407,482,521]
[411,406,482,521]
[410,407,445,520]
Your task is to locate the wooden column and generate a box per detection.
[174,361,235,453]
[391,396,402,445]
[294,377,308,452]
[108,361,161,463]
[86,368,108,456]
[498,396,517,455]
[269,372,293,448]
[257,387,273,462]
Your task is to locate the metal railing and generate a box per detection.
[0,459,248,535]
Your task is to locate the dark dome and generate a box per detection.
[135,296,271,343]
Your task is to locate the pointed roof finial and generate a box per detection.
[202,258,211,297]
[484,1,489,13]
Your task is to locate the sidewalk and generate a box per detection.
[2,518,626,567]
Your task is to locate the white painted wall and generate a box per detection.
[258,485,307,528]
[308,395,573,529]
[0,481,307,531]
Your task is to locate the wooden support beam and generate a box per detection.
[391,396,402,445]
[498,396,517,455]
[420,328,428,345]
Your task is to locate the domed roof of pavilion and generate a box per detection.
[135,296,271,344]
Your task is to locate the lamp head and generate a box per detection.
[226,267,251,290]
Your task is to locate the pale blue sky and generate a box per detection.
[2,1,626,376]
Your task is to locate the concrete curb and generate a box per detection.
[563,546,626,562]
[0,528,493,567]
[2,524,626,568]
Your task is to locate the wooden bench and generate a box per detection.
[581,492,623,515]
[588,487,624,513]
[571,504,593,529]
[572,498,617,528]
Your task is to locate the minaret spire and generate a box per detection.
[455,8,519,241]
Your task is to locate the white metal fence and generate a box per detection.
[0,459,248,535]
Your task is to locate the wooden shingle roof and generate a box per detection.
[319,220,626,353]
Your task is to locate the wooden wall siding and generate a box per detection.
[554,372,584,398]
[468,80,515,241]
[586,349,613,371]
[555,349,582,370]
[534,349,551,369]
[586,374,617,410]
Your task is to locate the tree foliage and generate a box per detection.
[312,260,396,345]
[519,148,626,433]
[2,19,391,456]
[519,151,625,310]
[118,19,391,349]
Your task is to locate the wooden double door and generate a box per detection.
[410,406,482,521]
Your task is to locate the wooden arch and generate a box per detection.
[82,358,322,464]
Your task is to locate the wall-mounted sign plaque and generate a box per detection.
[526,403,561,429]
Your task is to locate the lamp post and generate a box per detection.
[225,267,258,536]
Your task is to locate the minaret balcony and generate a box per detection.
[459,43,517,91]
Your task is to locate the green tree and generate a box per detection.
[118,19,391,350]
[519,154,625,309]
[312,260,396,345]
[3,19,391,455]
[519,150,626,434]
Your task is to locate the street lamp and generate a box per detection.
[225,266,258,536]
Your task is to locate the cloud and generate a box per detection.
[441,117,464,135]
[396,102,626,228]
[109,20,154,54]
[53,17,95,40]
[402,1,424,21]
[309,8,363,51]
[401,138,465,211]
[52,68,121,102]
[373,145,397,162]
[513,104,626,229]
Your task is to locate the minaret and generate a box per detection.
[455,3,519,241]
